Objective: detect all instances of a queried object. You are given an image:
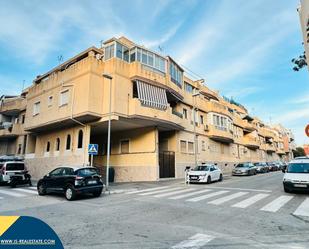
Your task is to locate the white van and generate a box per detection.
[282,158,309,193]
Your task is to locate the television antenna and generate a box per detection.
[57,55,63,64]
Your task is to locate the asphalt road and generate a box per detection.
[1,171,309,249]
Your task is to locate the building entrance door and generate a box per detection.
[159,151,175,178]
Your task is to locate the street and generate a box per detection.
[1,171,309,248]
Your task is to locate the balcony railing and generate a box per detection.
[0,123,23,137]
[243,136,260,149]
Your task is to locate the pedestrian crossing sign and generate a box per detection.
[88,144,98,155]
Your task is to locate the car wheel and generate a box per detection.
[38,183,46,196]
[93,190,102,198]
[219,174,223,182]
[65,185,76,201]
[29,181,32,187]
[284,186,291,193]
[207,176,211,184]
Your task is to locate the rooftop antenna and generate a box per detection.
[22,80,25,92]
[269,116,272,125]
[158,45,164,53]
[100,40,104,48]
[57,55,63,65]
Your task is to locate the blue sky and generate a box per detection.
[0,0,308,145]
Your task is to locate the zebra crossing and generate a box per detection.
[127,186,309,218]
[0,186,37,199]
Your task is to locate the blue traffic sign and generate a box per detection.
[88,144,98,155]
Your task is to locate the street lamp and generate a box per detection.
[192,91,200,168]
[103,73,113,191]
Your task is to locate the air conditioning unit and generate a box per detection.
[204,124,209,131]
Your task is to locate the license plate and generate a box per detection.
[190,176,198,179]
[294,184,307,188]
[88,180,97,185]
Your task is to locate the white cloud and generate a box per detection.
[225,86,262,99]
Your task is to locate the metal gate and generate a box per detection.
[159,151,175,178]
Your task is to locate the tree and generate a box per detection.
[292,51,307,71]
[292,147,306,157]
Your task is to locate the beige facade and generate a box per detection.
[0,36,295,181]
[298,0,309,69]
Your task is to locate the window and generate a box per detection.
[21,114,25,124]
[202,141,206,151]
[200,115,204,124]
[48,96,53,107]
[183,108,188,119]
[77,130,83,149]
[120,140,129,154]
[115,42,129,62]
[184,82,194,93]
[188,142,194,153]
[133,47,166,73]
[50,168,65,176]
[33,102,40,116]
[17,144,22,154]
[169,60,183,88]
[213,113,231,131]
[46,141,50,152]
[56,138,60,151]
[60,90,69,106]
[180,140,187,153]
[104,43,115,60]
[66,134,71,150]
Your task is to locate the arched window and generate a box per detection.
[56,138,60,151]
[46,141,50,152]
[77,130,83,149]
[66,135,71,150]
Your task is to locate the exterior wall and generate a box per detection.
[25,125,90,180]
[93,127,158,182]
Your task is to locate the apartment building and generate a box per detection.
[298,0,309,69]
[0,36,295,181]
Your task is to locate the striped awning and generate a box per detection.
[136,80,168,110]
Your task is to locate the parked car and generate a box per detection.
[0,161,31,187]
[253,162,268,173]
[188,164,223,184]
[267,162,279,171]
[282,158,309,193]
[232,163,256,176]
[37,166,104,200]
[281,162,288,172]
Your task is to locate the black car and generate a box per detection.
[37,166,104,200]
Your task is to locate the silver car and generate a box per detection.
[232,163,256,176]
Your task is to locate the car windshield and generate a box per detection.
[254,163,263,166]
[193,166,210,171]
[5,163,25,171]
[236,163,250,168]
[287,163,309,174]
[76,168,99,176]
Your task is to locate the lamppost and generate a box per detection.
[103,73,113,190]
[192,91,200,168]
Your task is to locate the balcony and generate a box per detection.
[243,136,260,150]
[0,98,26,115]
[265,144,276,153]
[0,123,24,138]
[128,98,184,130]
[276,148,286,155]
[206,124,234,143]
[205,101,232,118]
[242,120,256,133]
[260,128,274,138]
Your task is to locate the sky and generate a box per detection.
[0,0,308,145]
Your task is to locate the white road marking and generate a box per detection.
[154,188,195,198]
[28,186,37,190]
[169,189,212,200]
[126,186,169,194]
[171,233,215,249]
[186,190,229,202]
[208,192,248,205]
[293,198,309,217]
[139,187,183,196]
[232,193,270,208]
[14,188,38,195]
[204,186,272,193]
[260,195,294,212]
[0,189,26,197]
